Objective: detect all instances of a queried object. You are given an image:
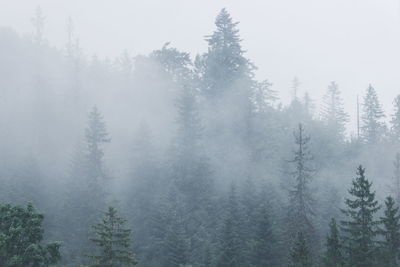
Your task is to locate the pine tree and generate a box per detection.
[152,185,189,267]
[198,8,254,97]
[379,196,400,267]
[87,206,137,266]
[172,84,212,200]
[170,84,214,266]
[288,232,312,267]
[151,42,193,84]
[390,95,400,142]
[286,79,311,125]
[251,79,277,114]
[361,84,386,144]
[286,124,317,251]
[164,208,188,267]
[125,123,160,260]
[0,203,61,266]
[61,106,111,265]
[340,165,380,267]
[324,218,344,267]
[217,185,243,267]
[85,106,111,183]
[393,153,400,205]
[252,202,277,267]
[321,81,349,140]
[302,92,315,118]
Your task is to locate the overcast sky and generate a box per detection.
[1,0,400,135]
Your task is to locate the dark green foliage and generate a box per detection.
[87,206,137,267]
[324,218,344,267]
[288,232,312,267]
[379,196,400,267]
[0,203,61,266]
[340,165,380,267]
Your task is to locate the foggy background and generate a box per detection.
[2,0,400,135]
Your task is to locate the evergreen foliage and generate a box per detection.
[321,81,349,140]
[0,203,61,266]
[288,232,312,267]
[340,166,380,267]
[323,218,344,267]
[87,206,137,266]
[217,185,243,267]
[286,124,317,251]
[379,196,400,267]
[361,85,386,144]
[390,95,400,142]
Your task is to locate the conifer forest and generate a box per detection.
[2,2,400,267]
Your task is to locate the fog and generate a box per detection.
[0,1,400,267]
[2,0,400,134]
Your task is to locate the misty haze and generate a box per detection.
[1,1,400,267]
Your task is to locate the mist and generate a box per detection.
[0,1,400,267]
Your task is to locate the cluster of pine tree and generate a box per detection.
[2,7,400,267]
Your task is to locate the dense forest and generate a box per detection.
[1,6,400,267]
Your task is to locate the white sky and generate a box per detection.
[1,0,400,135]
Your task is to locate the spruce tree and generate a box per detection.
[199,8,253,97]
[252,202,277,267]
[340,165,380,267]
[87,206,137,266]
[286,124,317,251]
[324,218,344,267]
[361,84,386,144]
[0,203,61,266]
[393,153,400,204]
[217,185,243,267]
[125,123,160,261]
[151,42,193,84]
[379,196,400,267]
[390,95,400,142]
[62,106,111,265]
[171,84,214,266]
[85,105,111,183]
[197,8,255,143]
[288,232,312,267]
[321,81,349,140]
[172,84,212,201]
[251,79,277,114]
[164,209,188,267]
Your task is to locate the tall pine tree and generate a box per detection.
[87,206,137,266]
[324,218,344,267]
[361,85,386,144]
[378,196,400,267]
[217,184,243,267]
[392,153,400,205]
[340,165,380,267]
[286,124,318,253]
[390,95,400,143]
[288,232,312,267]
[320,81,349,141]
